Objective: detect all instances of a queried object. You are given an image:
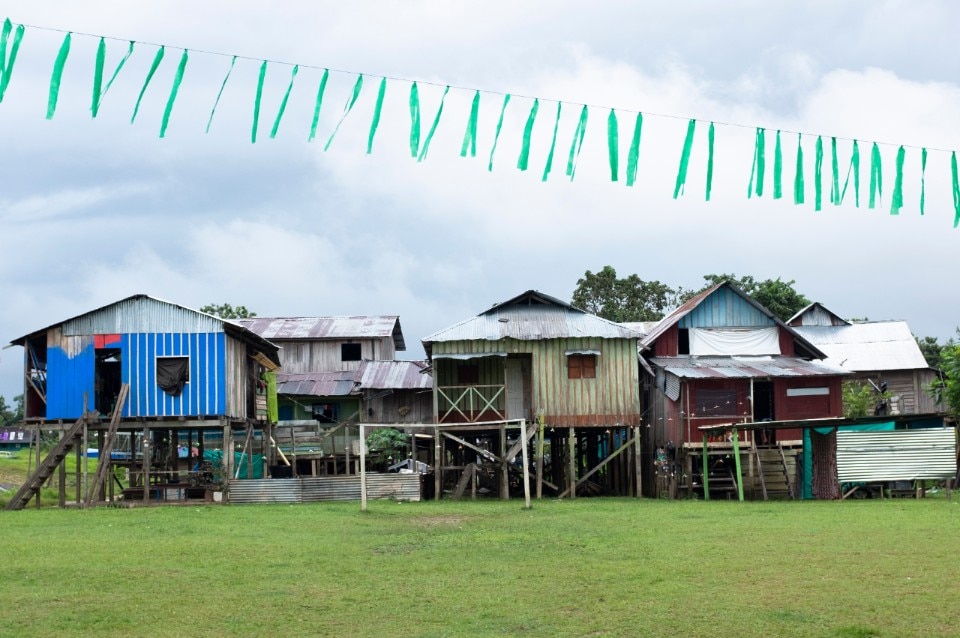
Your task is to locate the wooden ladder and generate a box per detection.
[84,384,130,507]
[778,442,796,500]
[4,414,89,511]
[752,440,768,501]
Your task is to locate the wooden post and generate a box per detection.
[142,427,151,504]
[58,431,66,507]
[702,434,710,501]
[568,427,576,499]
[35,423,42,509]
[290,425,297,478]
[434,425,441,501]
[536,416,544,499]
[634,426,643,498]
[359,424,367,512]
[732,427,744,502]
[471,463,477,500]
[520,420,531,510]
[500,424,509,500]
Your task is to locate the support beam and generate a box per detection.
[702,434,710,501]
[634,426,642,498]
[359,424,367,512]
[520,419,531,509]
[732,427,744,502]
[535,417,544,500]
[557,436,634,499]
[434,425,441,501]
[568,428,576,499]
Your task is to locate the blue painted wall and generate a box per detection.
[678,286,775,328]
[46,332,227,420]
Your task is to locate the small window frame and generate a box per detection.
[341,343,362,362]
[567,354,597,380]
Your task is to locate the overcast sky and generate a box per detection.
[2,1,958,402]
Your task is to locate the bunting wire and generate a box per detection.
[460,90,479,158]
[517,98,539,171]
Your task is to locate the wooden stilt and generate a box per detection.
[568,428,576,499]
[702,434,710,501]
[58,431,66,507]
[535,418,544,500]
[732,428,744,502]
[434,425,441,501]
[520,419,531,509]
[359,424,367,512]
[142,427,151,504]
[634,426,643,498]
[500,425,509,500]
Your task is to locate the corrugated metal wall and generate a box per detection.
[837,429,957,482]
[46,327,95,419]
[274,337,393,373]
[433,337,640,426]
[678,286,775,328]
[228,474,421,503]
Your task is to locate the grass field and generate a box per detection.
[2,496,959,637]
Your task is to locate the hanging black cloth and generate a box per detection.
[157,358,189,397]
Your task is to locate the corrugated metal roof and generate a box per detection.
[276,371,359,397]
[618,321,661,337]
[792,322,929,371]
[357,360,432,390]
[423,290,641,345]
[787,302,850,326]
[837,429,957,482]
[650,356,850,379]
[238,316,405,350]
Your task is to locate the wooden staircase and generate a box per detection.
[743,445,798,500]
[85,384,130,507]
[4,414,90,511]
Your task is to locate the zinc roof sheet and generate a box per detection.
[239,316,405,350]
[650,356,849,379]
[357,360,432,390]
[276,371,359,397]
[792,322,929,371]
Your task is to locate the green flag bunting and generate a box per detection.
[840,140,860,207]
[460,90,479,158]
[159,49,188,138]
[46,32,72,120]
[890,145,905,215]
[565,105,589,181]
[814,136,823,211]
[673,118,695,198]
[748,127,765,198]
[307,68,329,142]
[488,93,511,171]
[324,73,363,151]
[251,60,267,143]
[270,64,299,139]
[131,45,164,124]
[706,121,715,201]
[794,134,805,205]
[91,38,134,118]
[920,147,927,215]
[869,142,882,209]
[366,76,386,153]
[517,98,540,171]
[542,101,562,182]
[625,112,643,187]
[829,137,840,205]
[206,55,236,134]
[606,109,618,182]
[418,85,449,162]
[0,19,26,103]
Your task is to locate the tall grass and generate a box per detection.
[2,497,958,637]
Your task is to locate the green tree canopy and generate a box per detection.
[571,266,681,322]
[0,395,23,427]
[915,335,947,369]
[930,331,960,418]
[683,273,810,322]
[199,303,257,319]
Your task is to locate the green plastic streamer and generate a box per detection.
[840,140,860,207]
[131,46,164,124]
[952,152,960,228]
[829,137,840,205]
[307,68,329,142]
[0,19,26,102]
[706,121,715,201]
[270,64,299,139]
[672,118,696,198]
[773,130,783,200]
[869,142,882,209]
[488,94,511,171]
[747,127,765,198]
[565,105,589,181]
[541,102,562,182]
[251,60,267,143]
[205,56,236,133]
[324,74,364,151]
[793,134,805,205]
[814,136,824,211]
[409,82,421,158]
[366,77,386,153]
[920,147,928,215]
[890,145,905,215]
[606,109,619,181]
[625,112,643,187]
[159,49,188,138]
[418,85,450,162]
[46,32,72,120]
[92,38,105,117]
[517,98,540,171]
[460,90,479,158]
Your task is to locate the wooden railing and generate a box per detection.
[437,385,505,423]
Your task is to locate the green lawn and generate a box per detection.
[2,497,959,637]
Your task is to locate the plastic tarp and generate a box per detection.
[202,449,264,480]
[689,327,780,356]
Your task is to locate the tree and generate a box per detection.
[199,303,257,319]
[0,395,23,427]
[683,273,810,322]
[365,428,408,470]
[930,334,960,419]
[915,335,946,369]
[571,266,681,322]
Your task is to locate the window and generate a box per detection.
[678,328,690,355]
[341,343,362,361]
[567,354,597,379]
[457,364,479,384]
[312,403,340,423]
[156,356,190,397]
[694,388,739,417]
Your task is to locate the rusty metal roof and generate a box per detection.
[792,322,930,371]
[238,316,405,350]
[357,360,432,390]
[423,290,641,349]
[276,371,359,397]
[650,356,850,379]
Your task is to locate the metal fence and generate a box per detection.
[228,473,421,504]
[837,428,957,483]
